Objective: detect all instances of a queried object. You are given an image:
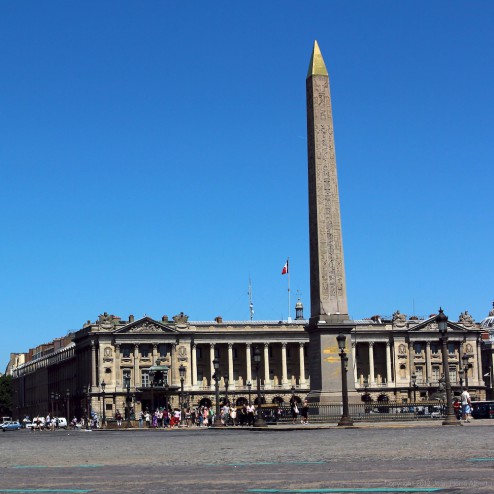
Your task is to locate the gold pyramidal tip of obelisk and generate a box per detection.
[307,40,328,78]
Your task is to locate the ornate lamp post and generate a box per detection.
[411,372,418,403]
[66,389,70,421]
[179,364,186,426]
[247,381,252,406]
[462,353,470,389]
[336,333,354,427]
[459,368,464,390]
[212,357,223,427]
[50,391,55,417]
[164,383,169,412]
[101,380,106,427]
[124,376,131,427]
[224,376,229,406]
[253,346,267,427]
[437,308,459,426]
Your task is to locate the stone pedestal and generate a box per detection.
[305,317,360,404]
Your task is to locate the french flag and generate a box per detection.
[281,260,289,275]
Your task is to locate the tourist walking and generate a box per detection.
[461,388,472,423]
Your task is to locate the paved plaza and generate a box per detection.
[1,422,494,493]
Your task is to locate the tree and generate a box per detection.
[0,375,13,416]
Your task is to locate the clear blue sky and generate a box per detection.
[1,1,493,370]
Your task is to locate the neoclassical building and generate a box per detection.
[9,305,486,421]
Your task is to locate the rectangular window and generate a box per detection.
[196,347,202,359]
[233,348,238,359]
[415,367,424,383]
[140,345,150,358]
[448,343,455,355]
[122,369,131,386]
[430,343,439,355]
[414,343,423,355]
[432,366,440,382]
[121,346,131,358]
[449,366,457,383]
[214,348,220,359]
[158,344,167,358]
[141,370,149,387]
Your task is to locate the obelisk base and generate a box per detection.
[305,318,360,405]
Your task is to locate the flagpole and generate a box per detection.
[287,257,291,323]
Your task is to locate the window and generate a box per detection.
[122,369,131,386]
[140,345,150,358]
[214,348,220,359]
[415,367,424,383]
[430,343,439,355]
[432,366,440,382]
[413,343,423,355]
[448,343,455,355]
[141,370,149,387]
[196,347,202,359]
[121,346,131,358]
[449,366,457,383]
[233,348,238,359]
[158,344,167,358]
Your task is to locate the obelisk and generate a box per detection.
[305,41,358,403]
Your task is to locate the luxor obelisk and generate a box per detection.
[305,41,358,403]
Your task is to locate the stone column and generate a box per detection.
[246,343,252,384]
[114,344,120,390]
[477,338,484,385]
[299,343,306,386]
[426,341,432,384]
[281,342,288,386]
[352,342,358,384]
[192,343,198,387]
[368,342,375,384]
[228,343,234,387]
[133,344,139,387]
[386,341,392,384]
[91,340,97,390]
[408,340,414,382]
[152,343,158,364]
[264,343,270,388]
[210,343,215,389]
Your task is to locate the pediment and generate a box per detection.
[114,317,179,334]
[408,317,469,333]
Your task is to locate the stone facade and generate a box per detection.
[9,308,486,420]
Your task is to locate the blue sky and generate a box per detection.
[1,1,493,369]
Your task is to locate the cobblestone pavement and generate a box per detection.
[1,421,493,493]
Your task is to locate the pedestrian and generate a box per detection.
[461,388,472,423]
[138,411,144,428]
[246,403,255,426]
[115,410,122,428]
[290,399,299,424]
[301,400,309,424]
[145,410,151,428]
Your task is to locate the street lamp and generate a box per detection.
[253,346,267,427]
[179,364,186,426]
[164,383,169,412]
[124,376,131,427]
[462,353,470,389]
[247,381,252,406]
[336,333,354,427]
[224,376,229,406]
[212,357,223,427]
[50,391,55,417]
[411,372,417,403]
[66,389,70,421]
[437,308,459,426]
[459,368,464,390]
[101,380,106,427]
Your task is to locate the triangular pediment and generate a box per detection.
[408,317,469,333]
[114,317,179,334]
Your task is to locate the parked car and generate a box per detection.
[471,401,494,419]
[1,421,22,431]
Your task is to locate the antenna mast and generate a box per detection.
[248,277,254,321]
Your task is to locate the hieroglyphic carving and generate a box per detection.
[307,64,347,317]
